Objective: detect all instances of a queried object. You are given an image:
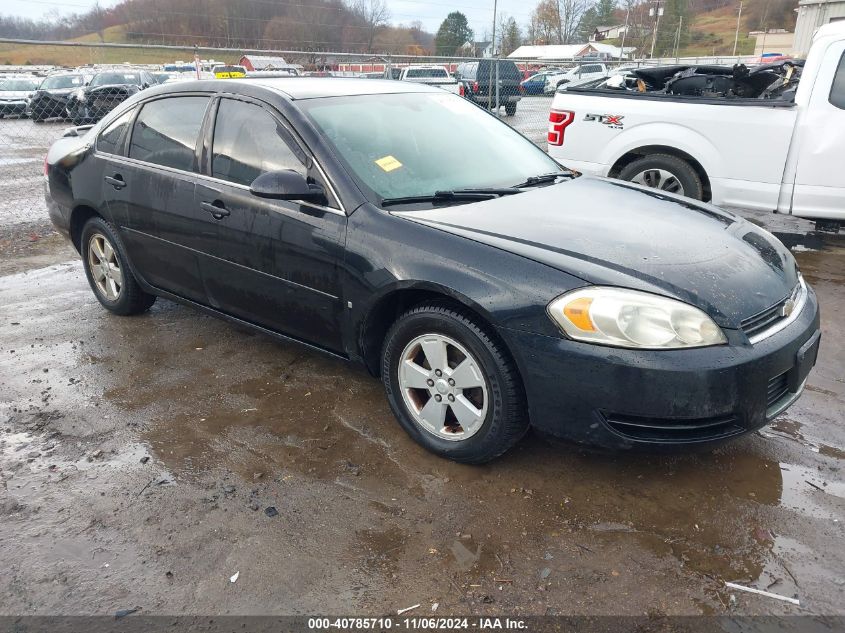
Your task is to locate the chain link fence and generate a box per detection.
[0,38,759,228]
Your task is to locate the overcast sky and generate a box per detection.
[6,0,536,40]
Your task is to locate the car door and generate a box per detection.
[791,41,845,222]
[196,96,347,352]
[114,94,214,303]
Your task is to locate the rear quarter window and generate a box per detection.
[830,51,845,110]
[97,109,134,155]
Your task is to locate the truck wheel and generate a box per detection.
[618,154,704,200]
[381,301,528,464]
[505,103,517,116]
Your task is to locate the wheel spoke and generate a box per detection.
[103,240,114,262]
[93,268,106,282]
[449,358,483,389]
[401,360,431,389]
[450,395,483,429]
[90,237,105,261]
[109,263,123,286]
[418,397,447,431]
[107,278,119,299]
[420,338,448,372]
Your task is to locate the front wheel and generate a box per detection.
[381,302,528,464]
[81,216,156,316]
[618,153,704,200]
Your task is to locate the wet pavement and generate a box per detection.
[1,208,844,616]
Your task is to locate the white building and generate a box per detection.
[508,42,635,60]
[793,0,845,56]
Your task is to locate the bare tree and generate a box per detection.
[351,0,390,52]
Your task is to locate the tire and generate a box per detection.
[381,301,528,464]
[618,153,704,200]
[32,113,45,123]
[81,216,156,316]
[505,103,517,116]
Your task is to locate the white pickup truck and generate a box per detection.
[548,21,845,231]
[397,65,460,94]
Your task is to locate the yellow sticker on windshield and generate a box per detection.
[375,155,403,172]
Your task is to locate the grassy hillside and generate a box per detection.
[0,26,237,67]
[686,4,755,56]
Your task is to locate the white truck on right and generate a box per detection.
[548,22,845,231]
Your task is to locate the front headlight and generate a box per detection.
[548,287,727,349]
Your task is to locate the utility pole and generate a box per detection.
[619,4,631,60]
[649,0,664,59]
[673,16,683,62]
[732,1,744,57]
[487,0,498,112]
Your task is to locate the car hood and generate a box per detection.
[394,177,799,328]
[0,90,31,99]
[87,83,138,92]
[37,88,75,97]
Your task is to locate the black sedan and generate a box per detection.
[29,73,87,122]
[44,79,820,463]
[66,70,156,124]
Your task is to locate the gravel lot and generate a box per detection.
[1,107,844,619]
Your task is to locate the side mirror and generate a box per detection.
[250,169,327,205]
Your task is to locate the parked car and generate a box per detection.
[66,69,156,124]
[0,76,40,118]
[547,21,845,231]
[520,72,555,95]
[44,77,820,463]
[396,65,460,93]
[29,73,87,122]
[455,59,523,115]
[548,63,613,91]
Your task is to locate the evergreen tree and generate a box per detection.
[435,12,473,55]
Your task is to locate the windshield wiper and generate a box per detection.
[513,170,576,188]
[381,188,520,208]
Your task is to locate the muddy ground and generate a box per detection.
[0,112,844,617]
[1,213,843,619]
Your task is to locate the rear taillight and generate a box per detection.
[518,84,525,94]
[459,83,465,97]
[472,81,479,93]
[548,110,575,146]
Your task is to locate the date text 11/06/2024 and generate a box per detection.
[307,618,528,630]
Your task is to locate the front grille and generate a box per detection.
[741,281,803,340]
[766,371,790,409]
[602,412,743,443]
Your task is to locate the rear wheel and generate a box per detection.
[81,216,156,316]
[505,103,517,116]
[618,153,704,200]
[381,302,528,464]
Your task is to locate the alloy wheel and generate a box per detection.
[398,333,489,441]
[630,168,685,195]
[87,232,123,301]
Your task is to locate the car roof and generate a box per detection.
[228,77,443,99]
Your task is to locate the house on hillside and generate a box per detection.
[590,25,628,42]
[459,41,494,58]
[749,29,795,56]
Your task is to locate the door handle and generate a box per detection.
[201,200,230,220]
[104,174,125,190]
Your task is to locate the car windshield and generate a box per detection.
[0,79,39,91]
[406,68,448,78]
[40,75,84,89]
[300,92,562,203]
[90,73,141,87]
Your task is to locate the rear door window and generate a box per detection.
[211,98,306,186]
[128,96,209,171]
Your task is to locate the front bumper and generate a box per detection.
[500,285,821,449]
[0,100,27,115]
